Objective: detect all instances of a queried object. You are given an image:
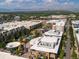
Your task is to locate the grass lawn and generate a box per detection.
[59,49,64,59]
[72,50,78,59]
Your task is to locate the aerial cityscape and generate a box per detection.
[0,0,79,59]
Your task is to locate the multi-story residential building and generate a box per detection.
[0,20,43,42]
[48,15,67,19]
[30,31,62,59]
[72,20,79,52]
[46,19,67,31]
[29,19,66,59]
[0,20,42,31]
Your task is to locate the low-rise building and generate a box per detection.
[0,20,43,42]
[72,20,79,52]
[0,20,42,31]
[29,19,66,59]
[46,19,67,31]
[48,15,67,19]
[0,51,28,59]
[0,20,43,33]
[30,36,61,59]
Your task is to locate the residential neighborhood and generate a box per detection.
[0,14,79,59]
[0,0,79,59]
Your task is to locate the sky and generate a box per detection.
[0,0,79,11]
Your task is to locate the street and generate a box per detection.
[65,19,71,59]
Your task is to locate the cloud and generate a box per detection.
[0,0,79,11]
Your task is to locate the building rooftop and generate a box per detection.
[43,30,63,37]
[47,19,66,26]
[0,51,28,59]
[0,20,42,33]
[30,19,66,54]
[30,36,61,54]
[72,20,79,44]
[72,20,79,29]
[30,37,41,45]
[49,15,67,19]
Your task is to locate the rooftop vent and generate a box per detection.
[56,38,59,45]
[53,43,55,49]
[37,41,53,49]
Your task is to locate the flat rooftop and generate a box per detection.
[30,19,66,54]
[47,19,66,26]
[72,20,79,44]
[30,36,61,54]
[72,20,79,29]
[49,15,67,19]
[0,20,42,33]
[0,51,28,59]
[43,30,63,37]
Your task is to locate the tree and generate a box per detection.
[72,50,78,59]
[30,29,41,38]
[59,49,64,59]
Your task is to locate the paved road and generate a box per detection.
[65,19,71,59]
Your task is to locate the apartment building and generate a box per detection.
[48,15,67,19]
[72,20,79,52]
[0,20,43,42]
[29,19,66,59]
[46,19,67,31]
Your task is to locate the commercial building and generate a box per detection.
[72,20,79,52]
